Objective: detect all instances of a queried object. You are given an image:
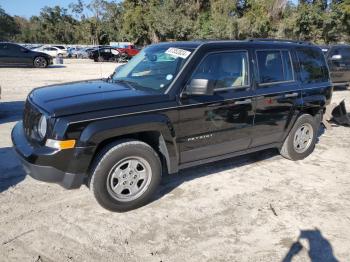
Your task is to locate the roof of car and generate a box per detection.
[0,42,19,45]
[150,39,318,50]
[328,44,350,48]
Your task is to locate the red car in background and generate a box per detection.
[116,45,140,58]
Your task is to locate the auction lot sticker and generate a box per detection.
[165,48,191,59]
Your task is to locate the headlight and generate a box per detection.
[38,115,47,139]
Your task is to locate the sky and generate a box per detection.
[0,0,73,17]
[0,0,119,18]
[1,0,299,18]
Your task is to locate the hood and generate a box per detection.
[29,80,168,117]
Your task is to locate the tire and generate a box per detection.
[33,56,48,68]
[280,114,320,161]
[90,139,162,212]
[110,56,118,62]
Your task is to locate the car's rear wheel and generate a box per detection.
[280,114,320,160]
[90,140,162,212]
[33,56,48,68]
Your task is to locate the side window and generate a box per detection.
[256,50,294,84]
[191,51,249,90]
[296,48,328,84]
[7,44,19,52]
[329,47,340,57]
[340,47,350,59]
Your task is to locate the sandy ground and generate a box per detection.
[0,59,350,262]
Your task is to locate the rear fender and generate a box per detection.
[281,95,324,145]
[281,97,303,142]
[303,95,326,110]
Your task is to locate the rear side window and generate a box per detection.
[256,50,294,84]
[296,48,329,84]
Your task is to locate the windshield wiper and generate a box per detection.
[112,79,156,93]
[111,79,136,90]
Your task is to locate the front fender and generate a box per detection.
[79,113,179,173]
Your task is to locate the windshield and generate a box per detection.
[112,45,193,93]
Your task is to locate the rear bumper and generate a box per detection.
[11,121,86,189]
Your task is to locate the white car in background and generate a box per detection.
[34,46,67,57]
[53,45,68,52]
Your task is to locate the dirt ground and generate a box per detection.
[0,59,349,262]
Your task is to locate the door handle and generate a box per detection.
[284,92,298,98]
[235,99,252,105]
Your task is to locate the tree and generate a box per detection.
[120,0,151,44]
[0,0,349,45]
[237,0,272,38]
[0,6,19,41]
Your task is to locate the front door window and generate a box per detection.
[190,51,249,91]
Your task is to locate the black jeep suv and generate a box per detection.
[12,40,332,211]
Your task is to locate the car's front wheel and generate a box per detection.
[33,56,48,68]
[280,114,320,160]
[90,140,162,212]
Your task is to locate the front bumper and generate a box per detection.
[11,121,86,189]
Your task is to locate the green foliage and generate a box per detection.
[1,0,349,45]
[0,6,20,41]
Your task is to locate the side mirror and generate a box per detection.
[331,54,342,61]
[186,79,214,96]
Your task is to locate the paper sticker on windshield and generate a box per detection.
[165,48,191,59]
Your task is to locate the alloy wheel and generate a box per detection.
[106,157,152,202]
[293,123,314,153]
[34,57,47,68]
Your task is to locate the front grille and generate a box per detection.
[23,99,41,142]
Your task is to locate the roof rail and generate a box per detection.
[247,38,313,45]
